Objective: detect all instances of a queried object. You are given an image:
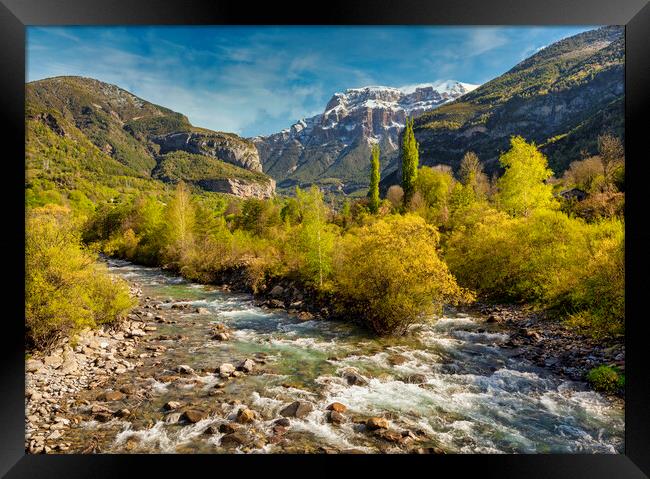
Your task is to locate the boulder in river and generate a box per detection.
[181,409,206,424]
[366,417,389,431]
[236,359,255,373]
[342,370,368,386]
[297,311,314,321]
[177,365,195,375]
[218,363,235,377]
[327,402,347,413]
[327,411,345,425]
[163,401,182,411]
[236,408,256,424]
[280,401,313,419]
[219,422,240,434]
[220,431,251,448]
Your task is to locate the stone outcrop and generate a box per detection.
[154,131,263,172]
[195,177,275,199]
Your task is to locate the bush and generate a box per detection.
[332,215,474,335]
[26,205,134,350]
[586,365,624,394]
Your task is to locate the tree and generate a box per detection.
[164,181,195,256]
[458,151,489,199]
[296,186,336,288]
[333,214,474,335]
[367,144,381,214]
[496,136,556,217]
[597,133,624,192]
[400,118,419,205]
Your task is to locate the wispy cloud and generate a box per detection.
[27,25,595,136]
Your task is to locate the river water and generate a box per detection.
[64,259,624,454]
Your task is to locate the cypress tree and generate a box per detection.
[401,118,419,205]
[368,144,381,214]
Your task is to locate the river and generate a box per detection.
[59,259,624,454]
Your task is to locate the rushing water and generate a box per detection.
[64,259,624,454]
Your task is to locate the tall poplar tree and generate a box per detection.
[401,118,419,205]
[368,144,381,214]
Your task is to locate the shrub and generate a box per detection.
[26,205,134,350]
[333,215,474,335]
[586,365,624,394]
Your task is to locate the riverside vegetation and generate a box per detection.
[26,119,625,394]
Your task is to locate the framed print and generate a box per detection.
[1,0,649,477]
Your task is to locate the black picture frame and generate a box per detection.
[1,0,648,477]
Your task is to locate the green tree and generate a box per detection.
[296,186,336,288]
[496,136,556,217]
[400,118,419,205]
[458,151,489,199]
[164,181,195,258]
[367,144,381,214]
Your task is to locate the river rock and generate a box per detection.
[202,425,217,435]
[165,412,182,424]
[236,408,256,424]
[343,370,368,386]
[267,299,285,309]
[98,391,126,402]
[218,363,235,377]
[297,311,314,321]
[269,285,284,298]
[26,359,45,373]
[327,411,345,424]
[374,429,403,443]
[220,431,251,448]
[163,401,182,411]
[387,354,408,366]
[274,418,290,427]
[196,308,211,315]
[366,417,389,430]
[219,422,240,434]
[114,408,131,418]
[327,402,347,413]
[236,359,255,373]
[177,365,195,375]
[404,373,427,384]
[280,401,313,419]
[181,409,206,424]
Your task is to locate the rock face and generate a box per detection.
[195,177,276,199]
[153,131,263,172]
[253,81,477,193]
[379,26,624,189]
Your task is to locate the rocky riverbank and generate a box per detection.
[464,303,625,398]
[25,262,624,454]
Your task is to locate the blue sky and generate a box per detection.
[27,26,596,137]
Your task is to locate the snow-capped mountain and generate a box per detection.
[252,80,478,192]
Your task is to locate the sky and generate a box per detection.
[27,26,596,137]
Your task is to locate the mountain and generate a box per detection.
[381,26,624,189]
[26,76,274,199]
[252,80,478,194]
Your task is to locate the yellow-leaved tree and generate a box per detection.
[496,136,557,217]
[333,214,474,335]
